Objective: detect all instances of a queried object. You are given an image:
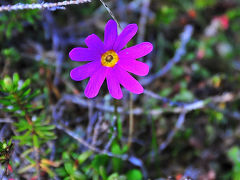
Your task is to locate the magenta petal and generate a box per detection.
[118,42,153,59]
[70,61,101,81]
[69,47,100,61]
[114,66,144,94]
[85,34,105,54]
[84,67,108,98]
[113,24,138,52]
[104,20,118,50]
[118,59,149,76]
[106,70,123,99]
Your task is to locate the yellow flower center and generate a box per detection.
[101,50,119,67]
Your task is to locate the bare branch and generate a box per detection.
[144,89,186,106]
[59,92,238,116]
[91,114,103,146]
[0,118,14,124]
[159,112,187,152]
[149,92,237,116]
[0,0,91,12]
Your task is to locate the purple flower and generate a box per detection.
[69,20,153,99]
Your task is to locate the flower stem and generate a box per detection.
[114,99,122,139]
[127,93,134,148]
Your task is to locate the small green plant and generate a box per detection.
[0,140,14,164]
[0,140,14,177]
[0,73,57,178]
[228,146,240,180]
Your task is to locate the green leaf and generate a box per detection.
[0,99,12,106]
[233,170,240,180]
[26,89,41,101]
[64,162,74,175]
[20,88,31,98]
[2,142,7,149]
[33,135,39,148]
[170,66,184,79]
[228,146,240,165]
[107,173,119,180]
[40,131,55,137]
[92,155,109,171]
[156,5,177,25]
[99,166,107,180]
[56,167,67,177]
[62,152,70,160]
[18,163,35,174]
[7,139,12,146]
[78,151,93,164]
[111,142,123,172]
[117,115,122,139]
[14,121,31,132]
[3,76,13,91]
[25,155,36,164]
[194,0,216,9]
[73,171,87,179]
[22,148,33,157]
[0,142,3,151]
[111,142,121,154]
[19,79,30,90]
[173,89,194,102]
[13,131,32,146]
[35,125,55,131]
[126,169,142,180]
[13,73,20,91]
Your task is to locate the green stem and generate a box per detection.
[114,99,122,139]
[127,93,134,148]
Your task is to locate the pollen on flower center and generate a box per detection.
[106,55,113,62]
[101,50,119,67]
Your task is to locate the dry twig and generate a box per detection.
[159,111,187,152]
[59,92,239,116]
[0,0,91,12]
[98,0,121,29]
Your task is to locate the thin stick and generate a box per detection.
[0,0,91,12]
[61,91,238,116]
[99,0,122,29]
[91,114,103,146]
[159,112,186,152]
[56,123,127,159]
[0,118,13,123]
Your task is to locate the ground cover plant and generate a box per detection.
[1,0,240,179]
